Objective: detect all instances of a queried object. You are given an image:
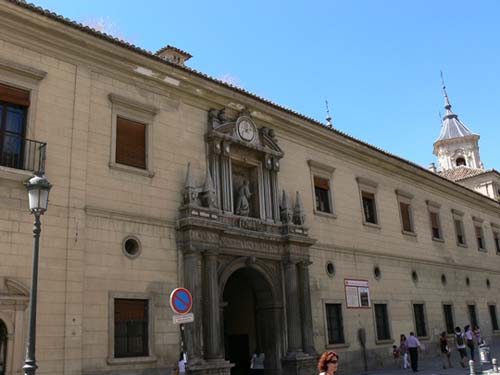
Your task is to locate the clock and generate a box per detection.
[237,118,256,142]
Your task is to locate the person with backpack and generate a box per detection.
[455,326,467,368]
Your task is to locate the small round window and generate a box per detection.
[411,270,418,283]
[441,274,447,286]
[374,266,381,280]
[122,236,141,258]
[326,262,335,277]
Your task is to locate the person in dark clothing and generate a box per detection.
[406,332,421,372]
[440,331,452,369]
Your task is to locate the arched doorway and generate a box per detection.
[0,320,7,375]
[222,267,282,375]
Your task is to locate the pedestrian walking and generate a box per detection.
[399,334,409,369]
[473,325,483,345]
[455,326,467,368]
[317,351,339,375]
[439,331,452,369]
[464,325,475,361]
[392,345,401,368]
[406,331,421,372]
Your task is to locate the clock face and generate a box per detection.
[237,119,255,142]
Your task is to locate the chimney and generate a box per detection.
[155,45,192,66]
[428,163,437,173]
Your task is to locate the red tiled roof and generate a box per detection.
[438,166,487,182]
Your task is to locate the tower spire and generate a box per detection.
[440,71,455,118]
[325,100,332,128]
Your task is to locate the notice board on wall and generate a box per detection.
[344,279,371,308]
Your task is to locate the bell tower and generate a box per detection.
[433,79,482,171]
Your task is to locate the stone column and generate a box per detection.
[183,251,204,364]
[220,142,233,214]
[284,260,303,356]
[270,170,280,223]
[203,250,223,359]
[298,261,315,355]
[210,140,222,209]
[262,168,273,221]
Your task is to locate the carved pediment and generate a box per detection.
[208,108,284,157]
[4,278,29,296]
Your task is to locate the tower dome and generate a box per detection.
[433,80,482,171]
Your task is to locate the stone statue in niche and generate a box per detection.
[235,180,252,216]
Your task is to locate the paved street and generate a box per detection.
[345,342,500,375]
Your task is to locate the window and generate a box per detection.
[116,117,146,169]
[362,192,377,224]
[0,83,29,170]
[325,303,345,345]
[443,304,455,334]
[109,94,157,176]
[314,176,332,213]
[357,177,379,226]
[413,303,427,337]
[426,200,442,240]
[396,190,415,234]
[475,225,485,250]
[308,160,335,216]
[492,224,500,252]
[468,304,478,328]
[114,299,149,358]
[454,219,466,246]
[374,304,391,341]
[0,320,6,375]
[456,157,466,166]
[489,305,499,331]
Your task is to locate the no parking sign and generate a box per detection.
[169,288,193,315]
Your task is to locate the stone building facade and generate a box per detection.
[0,2,499,375]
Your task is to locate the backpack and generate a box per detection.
[456,333,464,346]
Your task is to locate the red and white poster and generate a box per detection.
[344,279,371,308]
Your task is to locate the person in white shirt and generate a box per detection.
[464,325,475,361]
[455,326,467,368]
[406,332,421,372]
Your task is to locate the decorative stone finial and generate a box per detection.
[280,190,293,224]
[200,165,217,208]
[293,191,305,226]
[183,162,198,206]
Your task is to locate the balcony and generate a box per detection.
[0,130,46,174]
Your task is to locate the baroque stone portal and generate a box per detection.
[177,109,317,375]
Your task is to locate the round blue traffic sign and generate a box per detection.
[169,288,193,315]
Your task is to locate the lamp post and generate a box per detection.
[23,174,52,375]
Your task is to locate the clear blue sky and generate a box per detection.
[33,0,500,169]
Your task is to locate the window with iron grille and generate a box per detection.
[314,176,332,213]
[116,116,147,169]
[0,83,29,170]
[325,303,345,345]
[489,305,499,331]
[468,305,478,328]
[362,191,377,224]
[443,304,455,334]
[374,304,391,341]
[413,303,427,337]
[114,299,149,358]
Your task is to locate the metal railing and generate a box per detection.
[0,131,46,174]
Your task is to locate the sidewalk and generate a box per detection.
[345,341,500,375]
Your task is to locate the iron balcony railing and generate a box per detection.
[0,130,46,174]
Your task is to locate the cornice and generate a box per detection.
[84,206,175,228]
[313,242,500,276]
[108,93,158,116]
[0,56,47,81]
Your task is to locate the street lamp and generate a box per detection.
[23,174,52,375]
